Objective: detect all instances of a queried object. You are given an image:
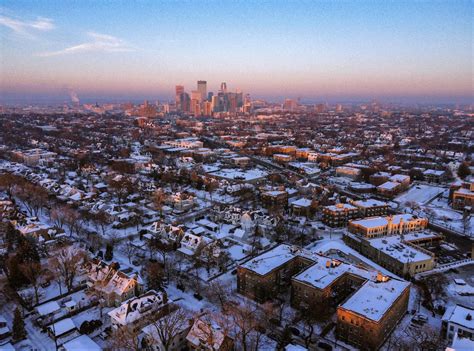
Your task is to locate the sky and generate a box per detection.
[0,0,472,104]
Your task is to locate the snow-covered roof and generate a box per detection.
[50,318,76,337]
[293,258,372,290]
[367,235,432,263]
[290,198,312,208]
[62,335,102,351]
[209,168,268,181]
[186,318,227,350]
[390,174,410,182]
[241,244,296,275]
[442,305,474,330]
[325,203,358,212]
[340,278,410,322]
[37,301,61,316]
[350,214,414,229]
[353,199,387,208]
[378,181,400,190]
[423,169,445,176]
[108,290,166,326]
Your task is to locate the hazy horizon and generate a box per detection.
[1,1,472,104]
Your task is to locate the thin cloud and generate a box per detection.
[37,31,136,57]
[0,15,54,35]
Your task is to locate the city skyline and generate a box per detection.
[1,0,473,104]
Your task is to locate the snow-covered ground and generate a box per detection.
[395,184,445,205]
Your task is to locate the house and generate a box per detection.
[85,259,143,307]
[178,232,208,256]
[149,222,184,246]
[442,304,474,344]
[108,290,168,332]
[186,316,234,351]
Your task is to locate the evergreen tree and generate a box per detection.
[16,236,40,263]
[5,222,18,252]
[457,162,471,179]
[6,255,28,288]
[104,243,114,261]
[12,307,26,342]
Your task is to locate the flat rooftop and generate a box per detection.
[293,258,373,290]
[340,278,410,322]
[241,244,296,276]
[350,214,415,229]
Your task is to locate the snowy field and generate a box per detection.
[395,184,445,206]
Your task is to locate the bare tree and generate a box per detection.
[50,246,86,292]
[63,207,81,237]
[123,236,136,264]
[147,307,190,351]
[109,326,141,351]
[49,205,67,229]
[15,183,49,217]
[208,279,231,310]
[403,325,446,351]
[223,299,269,351]
[152,188,166,216]
[205,180,219,203]
[92,210,109,237]
[0,173,25,199]
[19,261,43,304]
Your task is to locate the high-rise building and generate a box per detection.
[197,81,207,102]
[202,101,212,116]
[207,92,213,102]
[228,93,238,114]
[220,82,227,94]
[191,90,202,116]
[175,85,184,110]
[179,92,190,113]
[283,98,297,111]
[211,95,219,112]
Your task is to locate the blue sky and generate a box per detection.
[0,0,472,103]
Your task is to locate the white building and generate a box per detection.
[442,304,474,343]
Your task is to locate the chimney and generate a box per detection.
[376,271,389,283]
